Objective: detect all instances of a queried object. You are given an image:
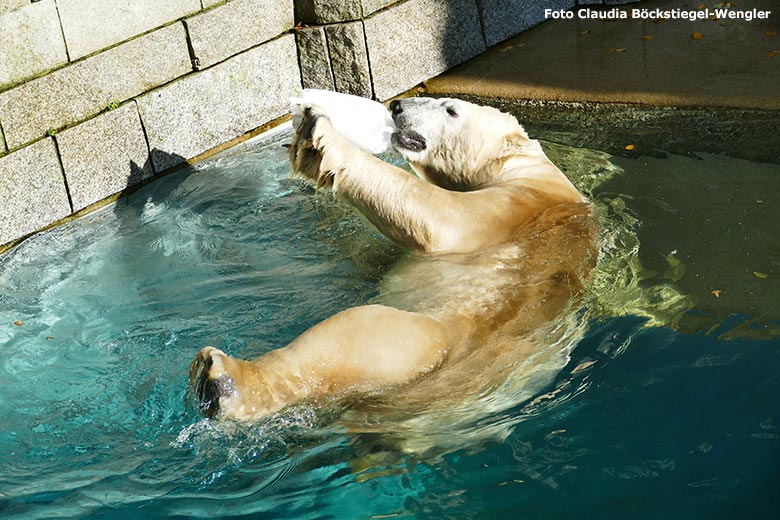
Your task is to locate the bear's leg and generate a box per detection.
[190,305,458,421]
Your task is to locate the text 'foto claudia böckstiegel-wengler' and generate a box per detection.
[544,7,772,22]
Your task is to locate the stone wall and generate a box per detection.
[0,0,640,250]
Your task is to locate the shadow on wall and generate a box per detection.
[439,0,487,70]
[112,148,189,233]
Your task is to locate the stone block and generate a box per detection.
[0,138,71,246]
[361,0,395,16]
[364,0,485,101]
[0,23,191,150]
[295,0,362,24]
[57,0,201,60]
[326,22,372,98]
[56,102,152,211]
[0,1,29,15]
[296,27,335,91]
[136,34,300,172]
[186,0,294,69]
[0,0,68,90]
[480,0,575,46]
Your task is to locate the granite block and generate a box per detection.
[296,26,335,91]
[295,0,362,24]
[186,0,294,69]
[0,0,68,90]
[0,23,191,150]
[56,102,152,211]
[0,138,71,246]
[326,22,372,98]
[361,0,396,16]
[136,34,300,172]
[364,0,485,101]
[480,0,575,46]
[0,1,29,15]
[57,0,201,60]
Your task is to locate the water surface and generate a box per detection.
[1,126,778,519]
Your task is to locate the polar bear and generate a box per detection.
[189,97,597,422]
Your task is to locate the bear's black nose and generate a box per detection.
[390,100,403,116]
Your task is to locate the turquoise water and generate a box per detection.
[1,127,778,518]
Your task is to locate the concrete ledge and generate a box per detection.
[425,0,780,110]
[57,102,153,211]
[57,0,201,60]
[0,138,71,245]
[186,0,294,69]
[0,0,69,90]
[364,0,485,101]
[136,34,300,172]
[0,22,191,150]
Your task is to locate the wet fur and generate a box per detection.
[190,97,597,428]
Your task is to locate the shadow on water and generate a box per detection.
[114,149,189,228]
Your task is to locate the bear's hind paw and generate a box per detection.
[189,347,236,419]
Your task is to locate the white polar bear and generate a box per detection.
[189,97,597,422]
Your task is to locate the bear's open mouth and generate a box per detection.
[392,131,427,152]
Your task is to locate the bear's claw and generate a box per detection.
[190,347,236,419]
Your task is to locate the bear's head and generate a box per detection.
[389,97,535,192]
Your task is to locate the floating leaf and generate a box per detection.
[753,272,769,279]
[641,35,653,41]
[13,320,23,326]
[625,144,635,150]
[692,32,704,40]
[764,31,777,37]
[697,4,707,10]
[764,50,780,58]
[711,290,721,298]
[578,30,592,35]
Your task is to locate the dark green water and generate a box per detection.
[0,127,777,518]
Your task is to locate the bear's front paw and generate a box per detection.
[289,107,345,189]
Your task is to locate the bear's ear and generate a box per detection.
[512,122,530,141]
[499,127,537,159]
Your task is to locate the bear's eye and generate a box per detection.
[446,106,459,118]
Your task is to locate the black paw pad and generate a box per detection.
[190,352,235,419]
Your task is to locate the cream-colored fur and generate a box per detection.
[190,97,597,424]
